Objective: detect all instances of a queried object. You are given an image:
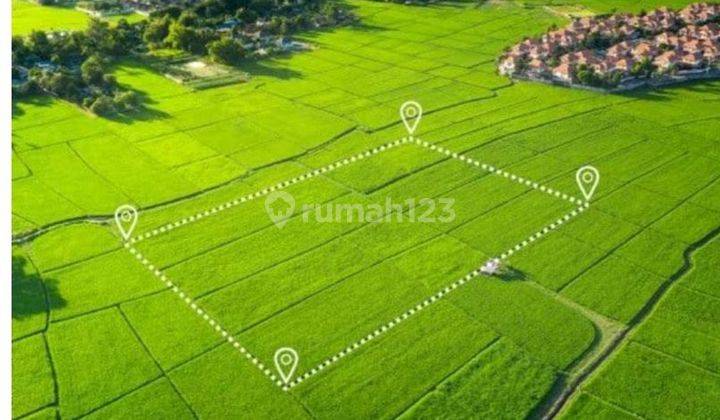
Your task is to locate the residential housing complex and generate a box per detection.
[499,2,720,89]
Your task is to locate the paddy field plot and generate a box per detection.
[11,0,720,418]
[122,136,587,393]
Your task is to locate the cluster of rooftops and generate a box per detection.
[499,2,720,88]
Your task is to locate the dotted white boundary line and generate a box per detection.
[128,138,413,245]
[128,136,583,245]
[284,203,588,389]
[124,242,286,388]
[121,135,590,391]
[410,137,584,206]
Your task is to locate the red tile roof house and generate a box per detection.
[654,50,681,70]
[527,43,555,59]
[552,63,574,82]
[653,33,681,49]
[497,2,720,89]
[616,24,638,38]
[498,56,518,75]
[632,42,659,60]
[613,58,637,74]
[702,44,720,60]
[570,17,596,32]
[527,58,550,77]
[680,3,720,24]
[681,50,706,67]
[560,49,597,65]
[607,41,632,58]
[698,23,720,39]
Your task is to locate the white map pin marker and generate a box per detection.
[274,347,299,384]
[576,166,600,201]
[114,204,138,241]
[400,101,422,135]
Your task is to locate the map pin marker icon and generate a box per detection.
[274,347,299,385]
[400,101,422,135]
[576,166,600,201]
[114,204,138,241]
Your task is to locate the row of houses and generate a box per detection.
[499,3,720,86]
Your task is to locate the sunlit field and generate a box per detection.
[11,0,720,418]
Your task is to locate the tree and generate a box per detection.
[25,31,52,59]
[167,22,216,54]
[103,74,117,87]
[113,90,140,112]
[167,21,195,51]
[111,19,141,55]
[143,17,170,46]
[57,31,86,60]
[194,0,227,19]
[39,71,80,100]
[631,57,656,77]
[12,36,29,65]
[84,18,115,55]
[208,38,245,65]
[178,11,200,27]
[81,55,105,85]
[585,31,611,49]
[90,95,117,116]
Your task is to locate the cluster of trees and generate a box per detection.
[630,57,657,77]
[575,63,623,88]
[13,18,140,65]
[12,19,144,116]
[142,0,353,63]
[13,0,355,115]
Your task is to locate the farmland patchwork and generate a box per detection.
[11,0,720,418]
[120,136,589,390]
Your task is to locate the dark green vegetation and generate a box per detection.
[12,0,353,116]
[11,0,720,418]
[12,18,145,116]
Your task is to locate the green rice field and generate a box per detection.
[11,0,720,418]
[12,0,145,35]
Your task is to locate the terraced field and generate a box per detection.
[11,0,720,419]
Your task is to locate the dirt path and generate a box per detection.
[537,224,720,419]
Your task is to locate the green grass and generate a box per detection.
[12,0,89,35]
[12,334,55,418]
[12,0,145,35]
[567,236,720,419]
[560,392,636,419]
[401,339,557,419]
[584,342,720,418]
[11,0,720,417]
[46,250,163,320]
[46,309,160,418]
[83,378,194,419]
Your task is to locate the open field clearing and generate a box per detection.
[12,0,89,35]
[11,0,720,418]
[12,0,145,36]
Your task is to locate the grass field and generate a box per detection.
[11,0,720,418]
[12,0,145,36]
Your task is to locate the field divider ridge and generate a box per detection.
[120,133,590,392]
[410,136,585,206]
[284,203,588,390]
[128,137,413,245]
[130,135,583,246]
[123,242,285,387]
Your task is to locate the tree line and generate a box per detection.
[13,18,143,117]
[12,0,354,117]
